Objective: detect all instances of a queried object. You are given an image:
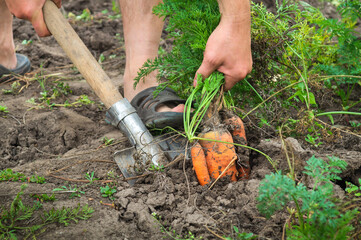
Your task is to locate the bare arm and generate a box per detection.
[194,0,252,91]
[4,0,61,37]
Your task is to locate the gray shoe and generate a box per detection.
[0,53,31,82]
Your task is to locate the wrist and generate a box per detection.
[217,0,250,16]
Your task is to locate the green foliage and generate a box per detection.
[84,171,98,184]
[53,185,85,199]
[31,193,56,202]
[2,81,21,95]
[0,185,93,239]
[257,155,357,239]
[305,133,323,147]
[101,137,114,146]
[148,164,165,172]
[345,179,361,197]
[224,226,256,240]
[68,8,93,21]
[0,169,46,184]
[100,185,117,200]
[0,105,9,113]
[21,39,33,45]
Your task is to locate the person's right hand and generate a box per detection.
[4,0,61,37]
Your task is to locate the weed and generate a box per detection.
[148,164,165,172]
[350,121,361,128]
[84,171,98,184]
[0,184,93,239]
[21,39,33,45]
[2,81,21,95]
[305,133,323,147]
[31,193,56,202]
[68,8,93,22]
[101,137,114,146]
[224,226,256,240]
[257,155,358,239]
[0,169,46,184]
[100,185,117,200]
[53,185,85,199]
[101,1,121,20]
[98,53,105,63]
[0,105,9,113]
[345,179,361,197]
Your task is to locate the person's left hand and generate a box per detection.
[194,17,252,91]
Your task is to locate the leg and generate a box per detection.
[0,0,16,69]
[119,0,163,101]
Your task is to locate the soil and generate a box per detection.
[0,1,360,239]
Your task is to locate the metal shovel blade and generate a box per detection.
[114,147,138,186]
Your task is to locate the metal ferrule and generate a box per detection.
[105,99,163,166]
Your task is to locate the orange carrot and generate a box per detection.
[224,116,247,145]
[191,142,211,186]
[199,130,238,181]
[225,115,250,179]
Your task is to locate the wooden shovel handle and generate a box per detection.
[43,0,122,108]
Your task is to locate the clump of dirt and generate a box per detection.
[0,0,360,239]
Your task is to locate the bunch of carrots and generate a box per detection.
[190,104,250,186]
[183,74,250,186]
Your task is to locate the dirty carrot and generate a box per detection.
[225,115,250,179]
[225,116,247,145]
[191,142,211,186]
[199,130,238,181]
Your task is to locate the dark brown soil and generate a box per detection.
[0,1,360,239]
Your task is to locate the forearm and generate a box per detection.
[217,0,251,22]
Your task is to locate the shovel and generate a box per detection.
[43,0,166,183]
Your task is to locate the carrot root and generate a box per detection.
[191,142,211,186]
[199,130,238,182]
[225,115,250,179]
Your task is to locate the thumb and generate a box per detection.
[32,9,51,37]
[193,59,217,87]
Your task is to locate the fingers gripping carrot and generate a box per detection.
[191,142,211,186]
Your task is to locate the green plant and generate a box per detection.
[68,8,93,21]
[224,226,256,240]
[101,1,121,20]
[148,164,165,172]
[85,171,98,184]
[21,39,33,45]
[101,137,114,146]
[345,179,361,197]
[0,169,46,184]
[100,185,117,200]
[257,155,358,239]
[53,185,85,199]
[31,193,56,202]
[0,184,93,239]
[2,81,21,95]
[98,53,105,63]
[350,121,361,128]
[305,133,323,147]
[0,105,9,113]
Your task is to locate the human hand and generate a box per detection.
[4,0,61,37]
[194,16,252,91]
